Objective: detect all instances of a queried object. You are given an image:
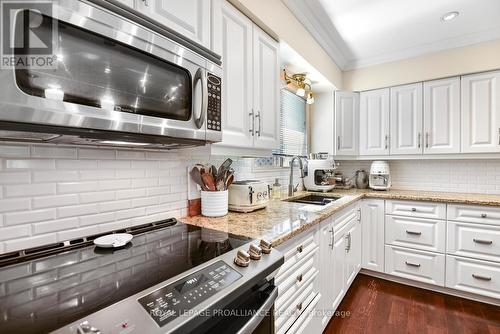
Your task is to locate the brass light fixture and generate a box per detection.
[283,69,315,104]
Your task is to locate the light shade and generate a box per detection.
[306,92,315,104]
[296,87,305,97]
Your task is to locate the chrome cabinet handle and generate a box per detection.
[337,136,341,151]
[418,133,421,149]
[248,109,255,136]
[345,233,351,252]
[405,261,421,268]
[141,0,149,6]
[498,128,500,145]
[425,132,429,148]
[296,302,303,311]
[473,238,493,245]
[297,274,303,283]
[472,274,492,281]
[411,207,417,212]
[385,135,388,149]
[481,213,487,218]
[255,110,261,137]
[297,245,303,253]
[406,230,422,236]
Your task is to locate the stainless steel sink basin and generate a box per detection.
[286,194,343,206]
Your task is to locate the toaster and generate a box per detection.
[228,180,270,213]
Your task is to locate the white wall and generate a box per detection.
[343,39,500,91]
[337,160,500,195]
[0,143,296,255]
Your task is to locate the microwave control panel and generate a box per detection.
[138,260,241,328]
[207,73,222,131]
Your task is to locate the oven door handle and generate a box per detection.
[193,67,207,129]
[236,286,278,334]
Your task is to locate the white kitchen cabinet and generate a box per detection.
[423,77,461,154]
[114,0,134,8]
[390,83,423,155]
[136,0,211,48]
[311,92,334,154]
[335,91,359,156]
[318,218,335,330]
[361,199,385,272]
[216,1,254,148]
[359,88,390,156]
[461,71,500,153]
[344,217,362,287]
[213,2,279,152]
[252,25,280,150]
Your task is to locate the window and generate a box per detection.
[274,89,308,156]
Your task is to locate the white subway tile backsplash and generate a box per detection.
[33,218,79,235]
[31,146,77,159]
[4,183,56,198]
[99,179,131,191]
[0,225,31,241]
[5,159,55,170]
[33,194,79,209]
[79,191,115,204]
[33,170,79,183]
[78,148,116,160]
[0,198,30,213]
[4,209,56,226]
[0,145,30,158]
[4,234,57,252]
[57,204,99,219]
[0,172,30,184]
[57,181,99,194]
[98,160,130,169]
[99,200,131,213]
[79,212,115,226]
[56,159,98,170]
[116,188,146,200]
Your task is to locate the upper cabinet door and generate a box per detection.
[390,83,423,155]
[215,1,254,148]
[137,0,210,48]
[359,89,390,156]
[252,25,280,150]
[335,91,359,156]
[461,71,500,153]
[423,77,461,154]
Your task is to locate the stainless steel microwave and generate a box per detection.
[0,0,222,149]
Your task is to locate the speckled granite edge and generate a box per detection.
[180,189,500,247]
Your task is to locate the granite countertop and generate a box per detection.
[179,189,500,248]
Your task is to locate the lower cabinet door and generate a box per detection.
[345,219,362,288]
[332,231,346,311]
[446,255,500,300]
[385,245,445,286]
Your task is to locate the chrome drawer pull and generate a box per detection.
[473,238,493,245]
[472,274,492,281]
[411,208,417,212]
[297,245,303,253]
[297,274,303,283]
[405,261,421,268]
[296,302,303,311]
[481,213,487,218]
[406,230,422,236]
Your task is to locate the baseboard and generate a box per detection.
[360,269,500,307]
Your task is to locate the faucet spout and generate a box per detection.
[288,156,305,197]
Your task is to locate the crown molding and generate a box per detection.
[282,0,351,70]
[282,0,500,71]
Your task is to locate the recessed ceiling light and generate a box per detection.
[441,11,459,22]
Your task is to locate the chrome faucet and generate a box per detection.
[288,156,305,196]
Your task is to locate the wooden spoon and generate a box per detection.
[225,174,234,190]
[201,172,216,191]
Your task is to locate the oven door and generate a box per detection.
[186,279,278,334]
[0,0,221,143]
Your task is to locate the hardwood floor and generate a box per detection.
[323,274,500,334]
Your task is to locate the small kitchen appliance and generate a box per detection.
[228,180,270,212]
[304,159,336,192]
[369,161,391,190]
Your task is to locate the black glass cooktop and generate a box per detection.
[0,221,250,334]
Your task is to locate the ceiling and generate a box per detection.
[283,0,500,70]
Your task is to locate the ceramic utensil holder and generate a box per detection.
[201,190,228,217]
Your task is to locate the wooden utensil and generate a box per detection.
[218,158,233,178]
[225,174,234,190]
[210,165,218,180]
[190,167,207,191]
[201,172,216,191]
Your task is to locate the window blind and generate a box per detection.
[273,89,307,157]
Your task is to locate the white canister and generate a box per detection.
[201,190,228,217]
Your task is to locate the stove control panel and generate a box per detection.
[138,260,241,327]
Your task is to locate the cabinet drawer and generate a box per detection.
[448,204,500,226]
[275,234,318,280]
[276,256,317,302]
[334,205,359,231]
[386,200,446,219]
[285,293,321,334]
[385,215,446,253]
[385,245,445,286]
[446,255,500,300]
[447,222,500,262]
[276,278,317,334]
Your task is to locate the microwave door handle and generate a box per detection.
[193,68,207,129]
[236,286,278,334]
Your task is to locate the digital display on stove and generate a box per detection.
[138,260,242,327]
[175,273,208,294]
